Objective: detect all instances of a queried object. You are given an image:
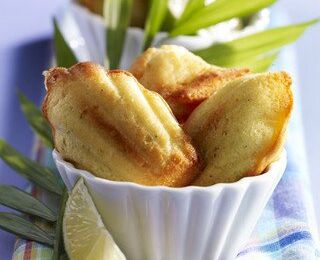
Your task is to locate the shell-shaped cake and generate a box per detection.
[43,62,200,187]
[185,72,293,186]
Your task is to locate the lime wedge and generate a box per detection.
[63,178,126,260]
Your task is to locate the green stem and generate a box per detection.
[53,188,68,260]
[142,35,153,51]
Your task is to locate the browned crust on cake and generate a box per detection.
[130,45,250,122]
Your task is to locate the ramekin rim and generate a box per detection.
[53,149,287,193]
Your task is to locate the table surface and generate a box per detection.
[0,1,319,259]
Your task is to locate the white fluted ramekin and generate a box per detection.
[53,150,286,260]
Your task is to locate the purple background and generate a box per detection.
[0,1,63,259]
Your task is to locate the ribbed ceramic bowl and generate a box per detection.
[53,150,286,260]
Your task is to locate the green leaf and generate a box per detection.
[161,7,177,32]
[53,188,68,260]
[0,213,54,246]
[237,52,279,72]
[170,0,276,36]
[194,19,319,67]
[175,0,205,27]
[142,0,168,50]
[0,185,56,222]
[253,53,278,72]
[0,140,63,195]
[54,19,78,68]
[18,91,54,149]
[104,0,133,69]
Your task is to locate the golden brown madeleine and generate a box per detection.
[184,72,293,186]
[43,62,200,187]
[130,45,250,122]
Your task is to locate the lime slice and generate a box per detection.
[63,178,126,260]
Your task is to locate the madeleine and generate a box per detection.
[43,62,200,187]
[184,72,293,186]
[130,45,249,122]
